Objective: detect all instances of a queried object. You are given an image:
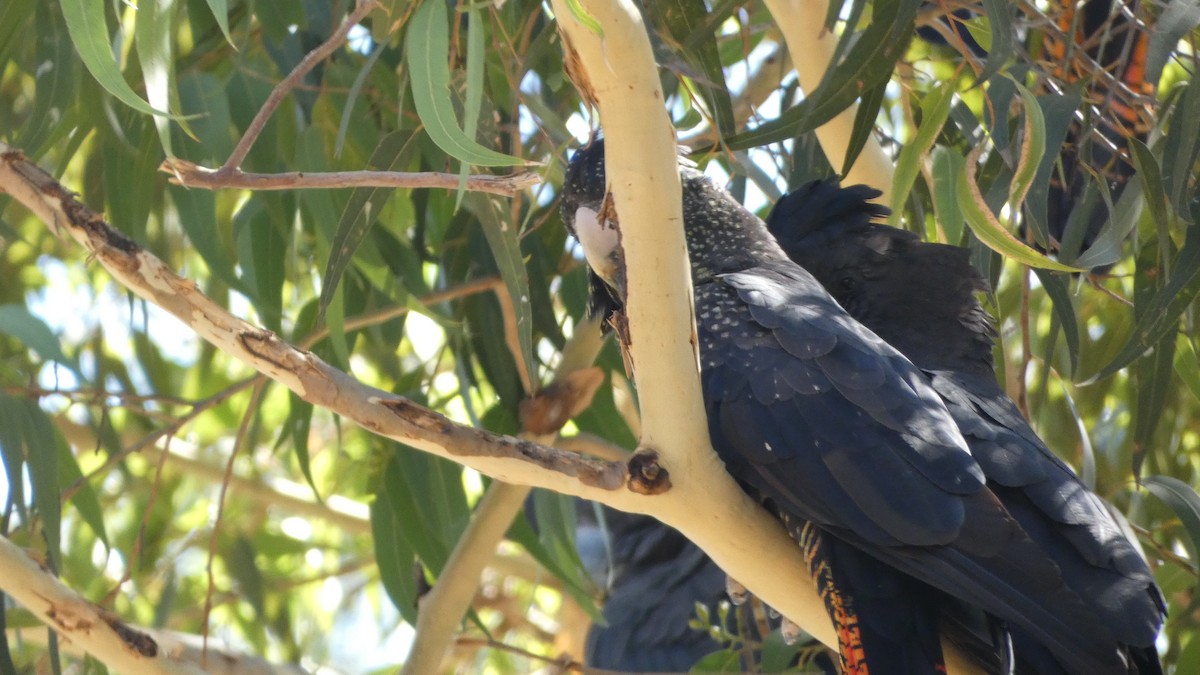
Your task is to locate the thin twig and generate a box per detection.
[299,277,503,348]
[220,1,381,171]
[1130,522,1197,576]
[454,636,631,675]
[735,601,759,672]
[165,159,541,198]
[4,385,196,408]
[203,380,268,663]
[62,377,258,503]
[1090,277,1135,308]
[100,429,178,608]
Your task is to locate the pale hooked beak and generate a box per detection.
[573,205,622,290]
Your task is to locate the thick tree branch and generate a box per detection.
[12,624,307,675]
[763,1,895,200]
[0,535,206,673]
[549,0,839,651]
[1,140,637,673]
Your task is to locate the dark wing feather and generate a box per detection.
[700,261,1133,674]
[584,513,727,671]
[936,372,1165,648]
[768,179,1165,666]
[721,264,982,498]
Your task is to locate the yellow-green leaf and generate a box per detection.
[1009,80,1046,212]
[406,0,528,167]
[889,82,954,228]
[62,0,176,117]
[957,146,1084,273]
[134,0,177,156]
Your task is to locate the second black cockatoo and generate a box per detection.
[559,138,1158,675]
[766,180,1165,674]
[526,494,733,670]
[577,505,729,671]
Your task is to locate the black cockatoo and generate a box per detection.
[525,494,733,670]
[559,138,1160,674]
[766,179,1165,673]
[576,505,730,671]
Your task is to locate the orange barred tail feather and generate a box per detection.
[798,521,872,675]
[793,519,951,675]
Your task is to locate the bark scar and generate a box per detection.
[100,610,160,658]
[627,449,671,495]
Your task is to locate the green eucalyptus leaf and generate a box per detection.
[57,438,107,547]
[1145,0,1200,85]
[21,400,61,569]
[1025,90,1081,248]
[61,0,177,117]
[975,0,1013,84]
[1164,77,1200,221]
[406,0,527,167]
[1033,268,1080,377]
[1143,475,1200,566]
[1173,335,1200,404]
[319,131,416,323]
[465,193,536,395]
[372,477,420,624]
[889,82,954,228]
[1087,227,1200,383]
[202,0,232,44]
[1129,138,1170,237]
[1009,81,1046,213]
[133,0,177,155]
[842,76,888,179]
[646,0,735,138]
[0,306,80,376]
[928,145,965,243]
[1133,330,1174,476]
[0,396,29,523]
[957,151,1083,273]
[507,505,602,622]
